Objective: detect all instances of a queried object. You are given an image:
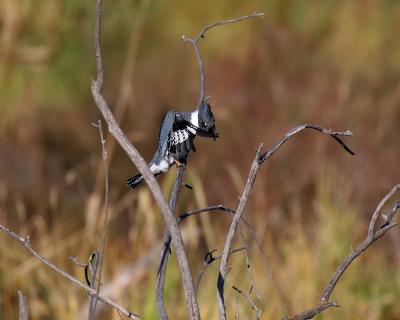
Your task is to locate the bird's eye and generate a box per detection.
[202,121,207,127]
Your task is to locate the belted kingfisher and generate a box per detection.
[125,101,218,189]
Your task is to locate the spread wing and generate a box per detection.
[167,113,196,162]
[158,112,196,162]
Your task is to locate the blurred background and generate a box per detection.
[1,0,400,319]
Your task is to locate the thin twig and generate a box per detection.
[217,145,262,320]
[156,166,186,320]
[321,183,400,301]
[238,225,262,301]
[259,124,354,164]
[18,290,28,320]
[0,224,140,319]
[283,302,339,320]
[91,1,199,318]
[181,11,264,106]
[195,246,248,294]
[89,120,111,319]
[286,183,400,320]
[218,124,354,319]
[87,251,100,318]
[232,285,261,319]
[178,205,235,221]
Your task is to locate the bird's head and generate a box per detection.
[197,101,218,140]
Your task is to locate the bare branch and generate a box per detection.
[217,145,262,320]
[283,302,339,320]
[0,224,140,319]
[232,285,261,319]
[321,183,400,302]
[18,290,28,320]
[259,124,354,164]
[181,11,264,106]
[87,251,100,319]
[156,166,185,320]
[91,1,199,318]
[89,120,110,320]
[217,124,353,319]
[286,183,400,320]
[238,226,262,301]
[195,247,248,294]
[178,205,235,221]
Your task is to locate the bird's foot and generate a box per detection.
[175,160,186,167]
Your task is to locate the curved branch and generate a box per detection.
[259,124,354,164]
[286,183,400,320]
[156,166,185,320]
[321,183,400,301]
[91,1,199,318]
[182,11,264,106]
[218,124,354,319]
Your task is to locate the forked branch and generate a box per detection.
[91,1,199,318]
[181,11,264,105]
[217,124,354,320]
[285,183,400,320]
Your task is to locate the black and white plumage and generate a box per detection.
[125,101,218,189]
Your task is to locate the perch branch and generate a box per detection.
[156,166,185,320]
[218,124,353,319]
[0,224,140,319]
[91,1,199,318]
[181,11,264,105]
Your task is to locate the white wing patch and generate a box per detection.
[187,111,199,134]
[171,129,189,145]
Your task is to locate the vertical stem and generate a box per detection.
[156,166,187,319]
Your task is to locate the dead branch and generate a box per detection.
[259,124,354,164]
[181,11,264,106]
[195,247,248,294]
[0,224,140,319]
[238,225,262,301]
[91,1,199,318]
[217,145,262,319]
[217,125,353,320]
[178,205,235,221]
[232,285,261,319]
[322,184,400,300]
[153,11,264,317]
[18,290,28,320]
[283,302,339,320]
[156,165,185,320]
[89,120,110,320]
[284,184,400,320]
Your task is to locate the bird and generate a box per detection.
[125,101,218,189]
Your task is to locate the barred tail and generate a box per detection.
[125,173,144,189]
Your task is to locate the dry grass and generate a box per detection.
[1,1,400,319]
